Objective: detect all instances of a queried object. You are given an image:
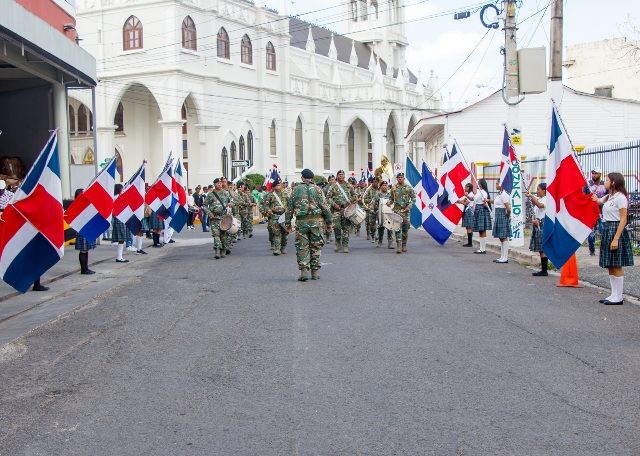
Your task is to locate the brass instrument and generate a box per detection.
[360,184,373,210]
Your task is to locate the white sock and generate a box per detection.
[117,243,124,260]
[135,236,143,250]
[605,275,615,301]
[612,276,624,302]
[480,237,486,251]
[502,241,509,261]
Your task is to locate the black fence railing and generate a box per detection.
[483,140,640,248]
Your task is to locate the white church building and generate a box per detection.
[73,0,443,185]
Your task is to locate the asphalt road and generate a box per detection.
[1,225,640,455]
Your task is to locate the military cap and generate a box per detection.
[301,169,314,179]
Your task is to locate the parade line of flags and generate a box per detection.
[0,106,601,293]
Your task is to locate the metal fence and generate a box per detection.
[482,140,640,247]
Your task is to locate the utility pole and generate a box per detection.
[548,0,564,102]
[503,0,524,247]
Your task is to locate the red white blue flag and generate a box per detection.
[499,129,518,195]
[405,157,424,229]
[114,161,146,234]
[0,132,64,293]
[440,144,470,206]
[542,106,600,268]
[420,162,457,245]
[64,156,117,241]
[145,155,174,220]
[169,159,188,232]
[266,165,280,191]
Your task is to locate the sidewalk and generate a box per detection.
[450,226,640,302]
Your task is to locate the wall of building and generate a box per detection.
[15,0,77,41]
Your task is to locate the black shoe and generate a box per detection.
[81,269,96,275]
[603,299,624,305]
[462,243,473,247]
[168,239,175,244]
[152,244,162,248]
[226,249,231,255]
[32,284,49,291]
[599,298,609,303]
[589,250,595,256]
[136,250,148,255]
[116,258,129,263]
[249,234,253,238]
[474,250,486,254]
[532,271,548,276]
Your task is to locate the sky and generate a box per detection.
[262,0,640,111]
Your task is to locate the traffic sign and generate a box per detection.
[393,163,403,173]
[231,160,250,168]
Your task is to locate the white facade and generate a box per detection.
[74,0,442,186]
[408,85,640,174]
[564,38,640,102]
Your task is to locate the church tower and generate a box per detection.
[344,0,409,74]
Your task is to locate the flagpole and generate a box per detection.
[550,99,589,185]
[452,139,482,189]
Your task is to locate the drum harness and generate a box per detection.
[210,191,227,220]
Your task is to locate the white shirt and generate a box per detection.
[464,191,475,210]
[602,193,628,222]
[494,191,510,209]
[533,195,546,219]
[473,190,488,205]
[187,194,195,207]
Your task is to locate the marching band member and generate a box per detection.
[262,180,289,255]
[592,172,634,305]
[326,170,357,253]
[388,172,416,254]
[323,175,335,242]
[203,178,231,259]
[372,180,394,249]
[473,178,492,254]
[489,182,511,263]
[525,183,548,276]
[362,177,379,242]
[458,183,475,247]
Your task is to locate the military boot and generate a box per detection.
[220,250,226,258]
[311,269,320,280]
[388,239,394,249]
[343,244,349,253]
[377,240,382,248]
[402,243,407,253]
[214,249,220,259]
[397,241,402,254]
[298,269,309,282]
[334,240,341,252]
[273,250,280,256]
[280,248,287,254]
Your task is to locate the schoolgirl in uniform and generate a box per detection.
[111,184,131,263]
[525,183,548,276]
[458,183,475,247]
[473,179,492,254]
[489,182,511,263]
[591,172,634,305]
[73,188,96,274]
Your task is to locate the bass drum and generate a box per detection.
[384,213,403,232]
[344,203,366,225]
[278,213,296,231]
[378,197,393,225]
[220,215,240,234]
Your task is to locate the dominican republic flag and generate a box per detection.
[499,129,518,195]
[169,159,188,232]
[405,157,424,229]
[360,169,366,182]
[440,144,470,205]
[0,132,64,293]
[145,155,174,220]
[114,161,146,234]
[420,162,457,245]
[64,156,117,241]
[542,106,600,268]
[365,168,374,181]
[266,165,280,191]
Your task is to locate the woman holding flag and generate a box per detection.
[458,183,475,247]
[526,183,549,276]
[473,179,492,254]
[592,172,634,305]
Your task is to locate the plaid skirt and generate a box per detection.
[148,211,164,230]
[474,206,492,233]
[74,233,96,251]
[529,219,544,252]
[492,208,512,238]
[599,221,635,268]
[111,217,131,242]
[461,207,474,228]
[141,217,150,232]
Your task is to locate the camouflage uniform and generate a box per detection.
[240,192,256,237]
[361,184,378,241]
[372,190,395,248]
[322,184,333,242]
[262,189,289,254]
[202,190,230,257]
[389,183,416,251]
[326,181,356,252]
[284,181,332,275]
[259,193,274,248]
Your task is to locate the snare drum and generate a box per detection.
[220,215,240,234]
[344,203,366,225]
[384,213,403,232]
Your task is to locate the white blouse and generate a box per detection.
[602,193,628,222]
[464,191,475,210]
[473,190,488,206]
[533,195,546,219]
[494,191,510,209]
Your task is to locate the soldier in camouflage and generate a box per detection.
[202,178,232,259]
[388,172,416,253]
[284,169,333,281]
[323,175,335,242]
[372,180,395,249]
[326,170,357,253]
[219,177,235,253]
[240,184,256,238]
[262,180,289,255]
[361,177,379,242]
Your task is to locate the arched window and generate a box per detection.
[269,120,277,156]
[221,147,228,178]
[239,136,245,160]
[69,105,76,134]
[247,131,254,165]
[78,104,88,133]
[323,121,330,170]
[266,42,276,71]
[230,141,237,180]
[348,126,355,171]
[241,34,252,65]
[367,130,373,169]
[217,27,229,59]
[370,0,378,19]
[114,102,124,132]
[295,117,303,168]
[351,0,358,21]
[123,15,143,51]
[181,104,187,135]
[360,0,368,20]
[182,16,197,50]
